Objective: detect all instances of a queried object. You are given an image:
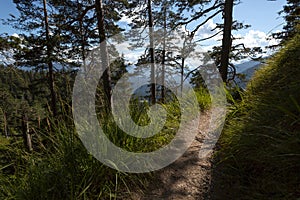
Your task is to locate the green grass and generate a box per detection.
[194,86,212,111]
[211,29,300,199]
[0,88,211,199]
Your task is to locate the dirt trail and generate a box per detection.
[130,109,220,200]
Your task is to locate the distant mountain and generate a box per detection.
[234,60,263,89]
[235,60,261,74]
[128,60,265,96]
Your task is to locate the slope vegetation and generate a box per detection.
[211,29,300,199]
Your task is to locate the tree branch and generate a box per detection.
[194,30,222,42]
[191,10,223,36]
[175,1,223,28]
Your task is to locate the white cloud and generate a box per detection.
[232,29,280,61]
[11,33,20,38]
[196,19,218,36]
[110,40,143,63]
[193,22,280,56]
[192,18,280,53]
[233,30,278,48]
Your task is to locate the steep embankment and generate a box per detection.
[210,30,300,199]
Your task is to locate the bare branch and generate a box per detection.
[175,1,223,28]
[191,10,223,36]
[194,30,222,42]
[183,65,202,82]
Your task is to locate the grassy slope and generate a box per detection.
[211,31,300,199]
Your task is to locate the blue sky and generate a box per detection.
[0,0,19,35]
[234,0,286,34]
[0,0,286,35]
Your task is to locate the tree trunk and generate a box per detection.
[77,0,87,73]
[161,4,167,103]
[22,114,33,152]
[148,0,156,104]
[181,57,184,94]
[220,0,234,82]
[95,0,112,109]
[43,0,57,116]
[180,36,188,95]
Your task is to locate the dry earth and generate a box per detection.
[127,108,224,200]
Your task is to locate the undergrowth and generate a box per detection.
[0,88,211,199]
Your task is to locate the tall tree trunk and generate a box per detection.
[22,114,33,152]
[220,0,234,82]
[180,36,188,95]
[161,4,167,103]
[181,57,184,94]
[77,0,87,73]
[95,0,112,109]
[148,0,156,104]
[43,0,57,116]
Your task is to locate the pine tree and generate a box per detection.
[127,0,192,102]
[127,0,158,103]
[271,0,300,45]
[9,0,62,116]
[51,0,128,110]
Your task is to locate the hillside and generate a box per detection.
[210,29,300,199]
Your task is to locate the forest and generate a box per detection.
[0,0,299,199]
